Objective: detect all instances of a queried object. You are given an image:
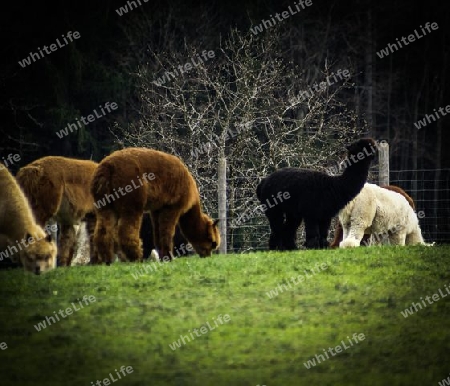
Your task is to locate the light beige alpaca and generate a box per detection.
[339,183,430,247]
[0,166,57,274]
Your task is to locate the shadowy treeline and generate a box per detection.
[1,0,449,172]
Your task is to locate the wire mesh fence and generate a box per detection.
[388,169,450,244]
[202,167,450,253]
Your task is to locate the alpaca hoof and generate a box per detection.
[150,249,160,262]
[340,238,360,248]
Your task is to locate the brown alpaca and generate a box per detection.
[91,148,220,264]
[0,165,57,274]
[330,184,416,248]
[16,156,98,266]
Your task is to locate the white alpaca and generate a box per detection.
[339,183,429,248]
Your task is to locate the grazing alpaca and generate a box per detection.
[330,184,415,247]
[0,166,57,274]
[339,183,428,247]
[16,156,98,266]
[91,147,220,264]
[256,138,377,250]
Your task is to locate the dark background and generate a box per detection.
[1,0,449,167]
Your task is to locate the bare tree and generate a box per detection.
[114,26,365,251]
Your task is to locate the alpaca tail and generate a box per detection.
[91,162,115,209]
[16,165,45,199]
[15,165,50,221]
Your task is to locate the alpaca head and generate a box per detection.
[190,216,221,257]
[345,138,378,162]
[19,228,57,275]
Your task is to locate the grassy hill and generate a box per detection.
[1,245,450,386]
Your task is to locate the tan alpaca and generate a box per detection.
[16,156,98,266]
[0,165,57,274]
[91,148,220,264]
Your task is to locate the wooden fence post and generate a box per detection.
[218,156,227,254]
[378,141,389,186]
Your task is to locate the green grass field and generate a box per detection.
[1,245,450,386]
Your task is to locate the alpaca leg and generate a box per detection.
[84,213,98,264]
[282,214,302,250]
[318,218,332,248]
[265,210,284,250]
[58,222,77,266]
[139,213,154,260]
[154,209,180,261]
[93,209,117,264]
[149,210,161,257]
[341,223,350,241]
[388,231,406,246]
[304,218,320,249]
[405,228,425,245]
[403,221,426,245]
[147,211,161,261]
[118,214,143,262]
[340,226,365,248]
[330,219,343,248]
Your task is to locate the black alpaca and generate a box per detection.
[139,213,190,259]
[256,138,377,250]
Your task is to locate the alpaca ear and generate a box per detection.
[213,219,220,227]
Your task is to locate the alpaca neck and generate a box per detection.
[179,203,205,242]
[335,158,372,207]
